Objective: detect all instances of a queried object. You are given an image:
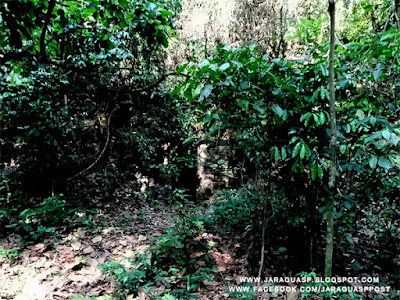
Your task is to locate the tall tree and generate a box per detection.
[324,0,337,278]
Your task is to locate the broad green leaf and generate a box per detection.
[320,64,328,76]
[300,113,309,122]
[317,165,323,179]
[291,159,299,172]
[320,86,329,99]
[389,133,399,145]
[272,104,284,117]
[311,164,317,180]
[380,33,394,41]
[373,67,383,81]
[253,103,266,114]
[313,113,320,126]
[378,157,392,169]
[219,63,230,71]
[369,156,377,169]
[305,114,312,127]
[292,142,301,158]
[176,63,187,74]
[237,99,249,111]
[355,109,365,120]
[300,144,306,159]
[199,59,209,68]
[274,147,280,161]
[281,147,287,160]
[183,136,195,146]
[382,129,391,140]
[319,112,326,125]
[200,84,212,101]
[343,201,352,209]
[144,2,157,11]
[365,131,381,143]
[339,145,346,154]
[369,116,376,126]
[193,84,202,98]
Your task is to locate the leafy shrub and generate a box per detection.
[14,194,92,241]
[0,248,21,264]
[208,188,258,233]
[99,215,214,299]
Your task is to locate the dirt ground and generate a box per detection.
[0,203,252,300]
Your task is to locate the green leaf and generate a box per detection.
[382,129,391,140]
[311,164,317,180]
[176,63,187,74]
[253,103,266,114]
[343,201,352,209]
[219,63,230,71]
[144,2,157,11]
[365,131,381,143]
[346,234,354,246]
[272,104,284,117]
[320,64,328,76]
[292,142,301,158]
[339,145,346,154]
[320,86,329,99]
[237,99,249,111]
[319,112,326,125]
[291,159,299,172]
[300,113,309,122]
[289,136,298,144]
[355,109,365,120]
[199,84,212,102]
[193,84,202,98]
[119,0,128,8]
[199,59,209,68]
[183,136,195,146]
[380,33,394,41]
[317,165,323,179]
[304,114,313,127]
[313,113,320,126]
[378,157,392,169]
[369,116,376,126]
[373,68,383,81]
[300,144,306,159]
[281,147,287,160]
[274,147,280,161]
[369,156,377,169]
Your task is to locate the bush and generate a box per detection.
[99,215,214,299]
[208,188,258,233]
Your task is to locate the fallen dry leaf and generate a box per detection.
[92,236,102,244]
[190,252,204,259]
[138,235,147,241]
[71,241,82,251]
[83,246,95,255]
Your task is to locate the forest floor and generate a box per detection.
[0,201,259,300]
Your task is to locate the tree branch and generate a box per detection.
[66,106,119,181]
[40,0,56,61]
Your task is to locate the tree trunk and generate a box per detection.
[396,0,400,28]
[325,0,337,279]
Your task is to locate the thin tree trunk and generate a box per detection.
[396,0,400,28]
[325,0,337,279]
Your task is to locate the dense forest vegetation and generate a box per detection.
[0,0,399,299]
